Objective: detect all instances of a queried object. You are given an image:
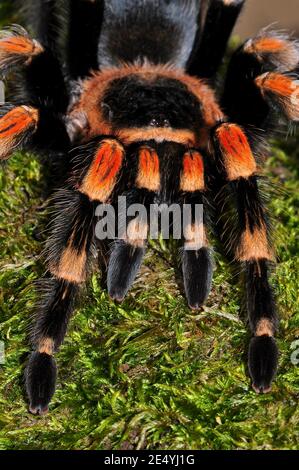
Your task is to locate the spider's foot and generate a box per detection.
[248,336,279,394]
[25,352,57,415]
[108,242,145,301]
[0,25,43,75]
[0,105,39,159]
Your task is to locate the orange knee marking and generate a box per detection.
[256,72,297,98]
[136,147,160,191]
[79,139,124,202]
[180,150,205,192]
[246,37,287,53]
[0,35,42,55]
[216,124,257,180]
[255,72,299,120]
[0,106,39,159]
[0,106,38,137]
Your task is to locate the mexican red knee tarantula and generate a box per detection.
[0,0,298,414]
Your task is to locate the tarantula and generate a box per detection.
[0,0,298,415]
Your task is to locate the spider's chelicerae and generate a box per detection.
[0,0,298,415]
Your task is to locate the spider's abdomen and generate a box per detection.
[98,0,201,68]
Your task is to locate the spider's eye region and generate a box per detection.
[149,117,171,128]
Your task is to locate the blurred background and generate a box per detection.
[0,1,298,38]
[233,0,299,38]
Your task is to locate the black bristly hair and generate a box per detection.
[101,75,203,130]
[0,0,298,414]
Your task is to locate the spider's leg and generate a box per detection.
[212,122,279,393]
[107,145,159,302]
[179,149,213,309]
[26,137,125,414]
[0,22,70,157]
[67,0,105,79]
[1,5,68,112]
[187,0,246,79]
[25,0,61,53]
[222,30,299,128]
[26,190,96,415]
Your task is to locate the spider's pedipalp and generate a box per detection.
[107,145,159,302]
[179,150,213,309]
[108,240,146,302]
[213,122,278,392]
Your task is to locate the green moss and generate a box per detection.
[0,5,298,451]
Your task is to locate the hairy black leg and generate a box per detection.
[26,280,79,415]
[213,122,279,392]
[25,0,62,53]
[67,0,105,79]
[246,260,278,393]
[107,145,159,301]
[26,135,126,413]
[187,0,246,79]
[0,101,70,160]
[222,30,299,127]
[2,2,69,112]
[0,24,70,156]
[178,149,212,309]
[26,190,96,414]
